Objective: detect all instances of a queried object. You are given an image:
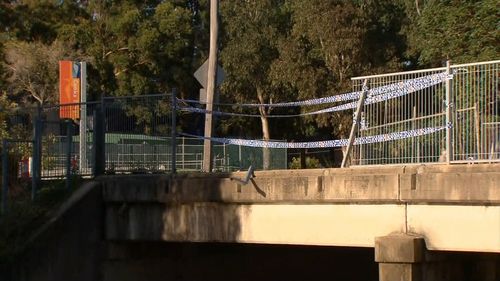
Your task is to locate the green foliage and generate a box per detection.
[289,156,321,169]
[0,177,82,264]
[405,0,500,66]
[0,0,497,169]
[220,0,410,142]
[220,0,288,108]
[0,93,16,140]
[0,198,44,263]
[3,40,68,105]
[57,0,194,98]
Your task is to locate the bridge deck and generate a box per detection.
[102,164,500,253]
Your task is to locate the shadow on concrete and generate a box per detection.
[101,172,245,242]
[249,178,267,197]
[104,242,378,281]
[424,251,500,281]
[162,172,244,242]
[102,173,382,281]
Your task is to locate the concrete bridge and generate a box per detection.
[9,164,500,281]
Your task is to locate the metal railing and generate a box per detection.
[2,60,499,214]
[351,60,500,165]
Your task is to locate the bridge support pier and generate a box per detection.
[375,234,425,281]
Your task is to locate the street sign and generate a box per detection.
[194,59,225,88]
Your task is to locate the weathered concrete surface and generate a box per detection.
[375,234,500,281]
[106,202,407,247]
[4,164,499,281]
[407,205,500,252]
[400,164,500,203]
[376,234,425,281]
[379,263,422,281]
[102,164,500,204]
[102,164,500,252]
[9,181,104,281]
[375,234,425,263]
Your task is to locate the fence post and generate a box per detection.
[65,121,74,190]
[92,101,105,177]
[445,60,453,163]
[32,108,42,200]
[342,79,369,168]
[171,88,177,174]
[79,62,88,174]
[1,139,8,215]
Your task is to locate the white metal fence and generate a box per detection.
[351,60,500,165]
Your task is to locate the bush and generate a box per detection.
[289,156,322,169]
[0,176,82,263]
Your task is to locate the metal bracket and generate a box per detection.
[231,165,255,185]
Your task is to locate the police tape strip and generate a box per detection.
[180,126,446,149]
[178,72,449,118]
[178,72,449,108]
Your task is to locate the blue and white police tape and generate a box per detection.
[179,72,448,118]
[180,126,446,149]
[178,72,449,108]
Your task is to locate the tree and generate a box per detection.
[3,40,68,105]
[0,92,16,141]
[274,0,409,133]
[219,1,410,167]
[404,0,499,66]
[0,0,85,43]
[0,0,87,105]
[58,0,194,98]
[220,0,290,169]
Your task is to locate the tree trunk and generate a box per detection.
[257,88,271,170]
[260,115,271,170]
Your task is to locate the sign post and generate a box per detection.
[60,61,87,174]
[79,62,87,173]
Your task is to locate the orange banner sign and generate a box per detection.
[59,61,81,119]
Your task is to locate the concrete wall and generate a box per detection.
[375,234,500,281]
[3,163,499,281]
[103,164,500,203]
[10,181,104,281]
[408,205,500,252]
[103,164,500,252]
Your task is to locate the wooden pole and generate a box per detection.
[203,0,219,172]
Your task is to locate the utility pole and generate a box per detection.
[203,0,219,172]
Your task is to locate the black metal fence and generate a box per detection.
[1,92,176,214]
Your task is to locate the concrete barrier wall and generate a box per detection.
[102,164,500,252]
[103,164,500,204]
